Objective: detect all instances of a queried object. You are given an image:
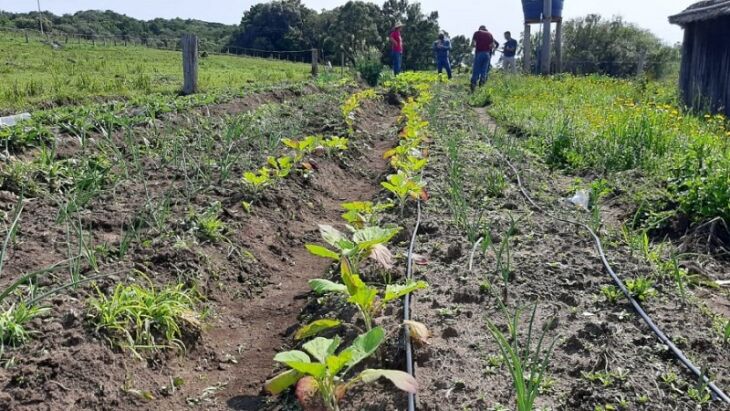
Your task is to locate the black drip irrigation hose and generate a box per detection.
[403,201,422,411]
[494,151,730,405]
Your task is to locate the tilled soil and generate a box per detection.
[0,86,400,410]
[406,89,729,410]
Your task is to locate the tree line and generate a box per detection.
[0,9,236,51]
[0,6,678,77]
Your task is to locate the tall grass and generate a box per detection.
[479,74,730,223]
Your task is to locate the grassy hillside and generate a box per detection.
[0,33,312,113]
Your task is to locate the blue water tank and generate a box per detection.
[522,0,564,21]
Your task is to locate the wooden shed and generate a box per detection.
[669,0,730,116]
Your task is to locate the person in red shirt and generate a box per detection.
[390,22,404,75]
[470,25,495,92]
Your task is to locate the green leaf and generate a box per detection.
[308,279,347,295]
[305,244,340,260]
[264,369,302,394]
[286,361,327,378]
[295,319,342,340]
[359,369,418,393]
[383,280,429,303]
[353,226,400,250]
[343,327,385,368]
[274,350,310,365]
[326,351,353,375]
[339,259,367,296]
[348,287,378,312]
[303,337,340,364]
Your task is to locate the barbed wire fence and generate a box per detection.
[0,26,338,67]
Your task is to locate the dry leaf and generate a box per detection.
[370,244,394,269]
[403,320,431,346]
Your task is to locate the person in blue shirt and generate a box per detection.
[433,33,452,79]
[502,31,518,73]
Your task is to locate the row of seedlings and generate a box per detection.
[264,76,436,411]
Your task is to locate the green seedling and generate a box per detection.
[0,303,49,347]
[322,136,349,153]
[282,136,320,162]
[305,224,400,271]
[88,279,200,357]
[242,166,272,195]
[493,214,517,304]
[340,201,393,229]
[723,320,730,344]
[265,327,417,411]
[190,202,226,242]
[267,156,293,179]
[687,386,711,406]
[582,369,628,387]
[394,155,428,176]
[309,260,427,330]
[625,277,657,302]
[486,303,557,411]
[381,170,426,214]
[601,285,622,304]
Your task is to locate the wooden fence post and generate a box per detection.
[24,30,29,43]
[181,33,198,95]
[92,35,95,46]
[311,48,319,77]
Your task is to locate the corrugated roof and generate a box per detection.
[669,0,730,25]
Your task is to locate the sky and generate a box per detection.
[2,0,695,45]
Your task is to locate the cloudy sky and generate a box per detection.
[3,0,695,45]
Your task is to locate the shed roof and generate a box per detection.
[669,0,730,25]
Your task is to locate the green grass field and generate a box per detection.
[474,74,730,224]
[0,33,312,112]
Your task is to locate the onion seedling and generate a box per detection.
[486,304,557,411]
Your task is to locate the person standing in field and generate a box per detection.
[470,25,495,92]
[390,22,404,75]
[433,32,452,79]
[502,31,518,73]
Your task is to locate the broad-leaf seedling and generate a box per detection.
[265,327,417,411]
[309,259,427,330]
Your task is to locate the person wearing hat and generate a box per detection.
[470,25,495,92]
[390,22,404,75]
[433,32,452,79]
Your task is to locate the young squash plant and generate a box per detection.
[305,224,400,271]
[309,259,427,331]
[340,201,393,229]
[381,171,427,214]
[242,166,272,195]
[267,156,293,179]
[265,327,417,411]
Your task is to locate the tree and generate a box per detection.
[554,15,678,78]
[228,0,315,54]
[323,1,384,65]
[450,35,472,68]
